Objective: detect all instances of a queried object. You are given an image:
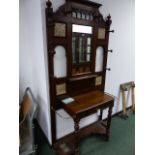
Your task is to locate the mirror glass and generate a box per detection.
[95,46,104,72]
[54,46,67,78]
[72,24,93,76]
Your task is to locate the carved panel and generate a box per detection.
[95,76,102,86]
[56,83,66,95]
[98,28,106,39]
[54,23,66,37]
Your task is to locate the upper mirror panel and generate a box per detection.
[72,24,93,76]
[72,24,92,34]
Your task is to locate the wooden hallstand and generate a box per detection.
[45,0,115,154]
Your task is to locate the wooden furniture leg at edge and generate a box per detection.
[122,91,127,116]
[131,87,135,113]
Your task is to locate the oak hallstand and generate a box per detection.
[45,0,114,154]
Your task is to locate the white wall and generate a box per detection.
[19,0,51,144]
[102,0,135,116]
[19,0,34,100]
[20,0,135,144]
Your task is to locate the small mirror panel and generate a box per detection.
[72,24,92,34]
[95,46,104,72]
[54,46,67,77]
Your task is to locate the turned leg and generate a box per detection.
[99,109,103,120]
[74,119,80,155]
[106,105,113,141]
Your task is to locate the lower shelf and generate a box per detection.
[54,120,107,155]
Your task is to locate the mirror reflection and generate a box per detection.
[72,24,93,75]
[54,46,67,78]
[95,46,104,72]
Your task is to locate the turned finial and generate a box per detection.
[107,14,111,21]
[46,0,52,8]
[106,13,112,26]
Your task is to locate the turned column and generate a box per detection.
[74,118,80,155]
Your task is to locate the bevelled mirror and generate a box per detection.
[72,24,93,76]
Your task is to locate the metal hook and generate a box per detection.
[108,50,113,53]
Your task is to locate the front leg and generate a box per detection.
[99,109,103,121]
[74,118,80,155]
[106,105,113,141]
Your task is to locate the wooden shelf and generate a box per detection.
[69,74,97,82]
[54,120,107,155]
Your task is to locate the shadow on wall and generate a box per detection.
[35,95,51,141]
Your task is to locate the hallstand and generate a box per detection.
[45,0,115,154]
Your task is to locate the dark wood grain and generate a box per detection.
[58,91,114,118]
